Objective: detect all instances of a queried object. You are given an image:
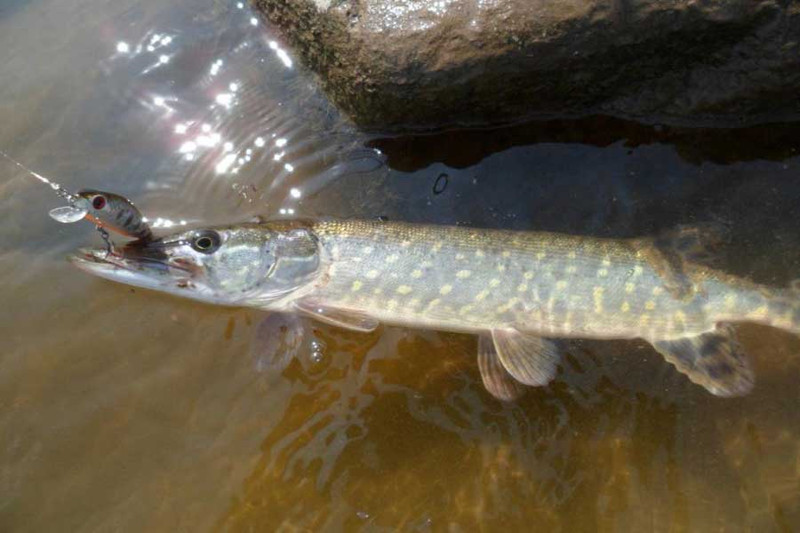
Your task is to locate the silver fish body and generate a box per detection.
[70,219,800,398]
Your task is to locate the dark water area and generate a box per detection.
[2,0,800,531]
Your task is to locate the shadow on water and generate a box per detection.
[369,116,800,172]
[2,0,800,531]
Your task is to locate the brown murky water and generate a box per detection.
[2,0,800,531]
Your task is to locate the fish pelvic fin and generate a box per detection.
[293,301,380,333]
[653,323,754,397]
[477,334,526,401]
[491,329,561,386]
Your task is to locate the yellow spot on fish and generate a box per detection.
[563,311,573,329]
[475,250,485,258]
[556,280,568,290]
[373,288,383,295]
[645,300,656,311]
[456,270,472,279]
[411,269,423,278]
[497,264,506,272]
[408,298,420,308]
[621,301,630,312]
[597,268,608,277]
[475,290,490,301]
[724,294,737,310]
[749,305,769,318]
[593,287,604,313]
[640,314,650,326]
[363,246,374,254]
[351,280,363,292]
[517,283,528,292]
[386,254,399,263]
[496,297,519,313]
[566,266,577,274]
[674,310,686,323]
[459,304,474,316]
[633,265,643,276]
[455,253,465,260]
[427,298,441,309]
[536,252,547,260]
[489,279,501,288]
[524,272,534,280]
[652,287,664,296]
[401,240,411,247]
[625,282,635,293]
[502,251,511,258]
[568,251,576,259]
[440,285,453,295]
[387,299,398,310]
[432,242,443,252]
[602,257,611,267]
[396,285,413,295]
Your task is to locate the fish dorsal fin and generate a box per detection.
[654,223,730,264]
[636,223,730,301]
[491,329,561,386]
[791,279,800,295]
[652,324,754,397]
[293,300,380,333]
[477,334,526,401]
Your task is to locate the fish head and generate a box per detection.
[69,223,321,308]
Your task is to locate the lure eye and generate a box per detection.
[191,231,221,254]
[91,195,106,210]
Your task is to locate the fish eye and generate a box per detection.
[191,231,221,254]
[91,195,107,210]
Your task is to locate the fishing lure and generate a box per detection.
[1,151,152,245]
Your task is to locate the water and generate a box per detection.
[2,0,800,531]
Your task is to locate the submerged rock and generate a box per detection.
[253,0,800,130]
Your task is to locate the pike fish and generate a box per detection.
[70,219,800,400]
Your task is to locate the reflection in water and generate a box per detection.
[2,0,800,531]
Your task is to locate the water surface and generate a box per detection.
[2,0,800,531]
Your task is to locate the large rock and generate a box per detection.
[253,0,800,130]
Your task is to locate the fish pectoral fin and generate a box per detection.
[251,313,306,371]
[477,334,526,401]
[652,323,754,397]
[491,329,561,386]
[293,300,380,333]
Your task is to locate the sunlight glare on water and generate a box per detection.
[2,0,800,531]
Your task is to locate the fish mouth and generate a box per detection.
[69,245,191,291]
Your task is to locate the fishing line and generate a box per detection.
[1,149,122,251]
[0,149,80,204]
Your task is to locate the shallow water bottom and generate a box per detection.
[3,0,800,531]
